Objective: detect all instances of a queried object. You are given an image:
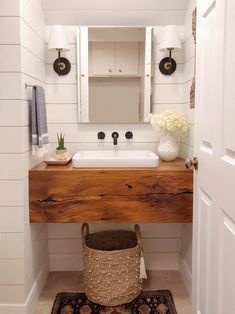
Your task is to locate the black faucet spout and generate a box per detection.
[111,132,119,145]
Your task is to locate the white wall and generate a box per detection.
[49,223,182,271]
[0,0,48,313]
[46,26,188,272]
[180,0,197,298]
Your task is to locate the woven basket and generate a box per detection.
[82,223,143,306]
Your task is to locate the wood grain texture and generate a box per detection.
[29,159,193,223]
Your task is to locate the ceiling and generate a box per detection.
[40,0,190,26]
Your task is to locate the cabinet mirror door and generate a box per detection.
[77,26,153,124]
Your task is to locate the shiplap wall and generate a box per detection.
[0,0,48,312]
[21,1,49,312]
[46,25,190,271]
[0,2,194,310]
[180,0,196,298]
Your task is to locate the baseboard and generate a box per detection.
[0,259,49,314]
[25,259,49,314]
[179,258,192,298]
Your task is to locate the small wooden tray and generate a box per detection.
[44,155,72,165]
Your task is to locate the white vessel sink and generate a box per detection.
[72,150,159,168]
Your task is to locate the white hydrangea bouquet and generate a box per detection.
[149,110,188,161]
[149,109,188,134]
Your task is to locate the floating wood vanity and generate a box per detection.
[29,159,193,223]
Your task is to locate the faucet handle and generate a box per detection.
[125,131,133,140]
[97,131,105,140]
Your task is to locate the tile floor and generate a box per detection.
[34,271,192,314]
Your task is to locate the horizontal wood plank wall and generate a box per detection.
[45,22,191,271]
[0,0,49,308]
[45,25,186,154]
[29,159,193,223]
[0,6,25,304]
[19,0,49,307]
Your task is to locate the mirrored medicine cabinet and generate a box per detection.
[77,26,153,123]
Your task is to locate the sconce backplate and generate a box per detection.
[159,57,177,75]
[53,57,71,76]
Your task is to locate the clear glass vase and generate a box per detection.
[158,132,179,161]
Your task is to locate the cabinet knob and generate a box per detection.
[81,74,85,77]
[119,69,122,73]
[109,69,112,73]
[146,74,150,77]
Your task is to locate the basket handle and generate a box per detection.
[134,224,143,252]
[81,223,89,244]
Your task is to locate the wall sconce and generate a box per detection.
[159,25,182,75]
[48,25,71,76]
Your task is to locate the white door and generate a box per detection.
[193,0,235,313]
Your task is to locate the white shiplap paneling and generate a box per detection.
[49,252,180,271]
[0,0,20,16]
[0,154,27,180]
[0,260,24,285]
[0,233,24,259]
[46,24,188,271]
[0,100,29,127]
[0,73,22,100]
[0,46,21,72]
[0,286,24,304]
[0,0,48,309]
[0,127,30,153]
[0,207,24,233]
[0,17,20,44]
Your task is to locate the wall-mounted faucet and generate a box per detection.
[111,132,119,145]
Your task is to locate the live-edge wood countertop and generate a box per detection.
[29,158,193,223]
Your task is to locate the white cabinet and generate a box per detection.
[115,42,139,75]
[90,42,115,76]
[89,41,140,77]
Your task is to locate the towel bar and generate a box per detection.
[25,83,35,88]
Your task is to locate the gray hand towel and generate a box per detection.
[31,85,50,157]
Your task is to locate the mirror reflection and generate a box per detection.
[77,27,153,123]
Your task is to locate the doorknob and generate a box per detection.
[185,157,198,170]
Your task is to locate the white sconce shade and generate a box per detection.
[159,25,182,51]
[48,25,70,51]
[48,25,71,76]
[158,25,182,75]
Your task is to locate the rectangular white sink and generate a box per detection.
[72,150,159,168]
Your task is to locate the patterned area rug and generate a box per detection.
[51,290,177,314]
